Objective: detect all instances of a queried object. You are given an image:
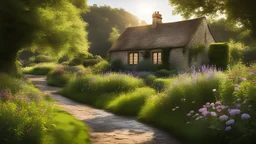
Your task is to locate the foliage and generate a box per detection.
[209,43,230,70]
[23,63,58,75]
[91,60,111,73]
[135,60,160,72]
[161,49,170,69]
[68,52,93,66]
[151,78,172,92]
[34,55,57,63]
[0,0,89,73]
[169,0,256,38]
[154,69,177,78]
[189,45,205,67]
[243,46,256,64]
[141,50,151,59]
[229,40,248,65]
[60,73,144,108]
[140,74,157,86]
[82,5,139,58]
[108,27,120,44]
[110,59,125,71]
[107,88,156,116]
[139,71,225,143]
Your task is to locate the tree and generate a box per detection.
[0,0,89,73]
[108,28,120,44]
[169,0,256,38]
[82,5,139,58]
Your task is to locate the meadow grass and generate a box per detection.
[23,63,58,75]
[43,107,90,144]
[106,87,156,116]
[0,74,90,144]
[138,72,226,143]
[151,78,172,92]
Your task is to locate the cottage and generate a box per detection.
[108,12,215,70]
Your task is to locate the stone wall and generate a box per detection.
[169,48,188,70]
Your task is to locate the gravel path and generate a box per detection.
[26,75,181,144]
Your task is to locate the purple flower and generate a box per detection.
[199,108,207,113]
[202,111,209,116]
[226,119,235,125]
[219,115,229,121]
[235,104,241,108]
[225,126,232,131]
[229,109,241,116]
[240,77,247,81]
[210,112,217,117]
[241,114,251,119]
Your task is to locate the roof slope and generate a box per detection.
[109,17,206,52]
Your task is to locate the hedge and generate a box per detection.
[208,43,229,70]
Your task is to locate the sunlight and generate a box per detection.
[136,2,153,15]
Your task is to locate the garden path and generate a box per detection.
[26,75,181,144]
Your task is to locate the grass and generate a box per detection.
[106,87,156,116]
[151,78,172,92]
[138,72,226,143]
[23,63,58,75]
[43,107,90,144]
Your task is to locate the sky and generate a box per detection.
[88,0,183,24]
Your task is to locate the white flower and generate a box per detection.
[212,89,217,92]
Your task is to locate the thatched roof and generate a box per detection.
[109,17,206,52]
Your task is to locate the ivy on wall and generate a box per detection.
[141,50,151,59]
[188,45,205,67]
[161,48,171,69]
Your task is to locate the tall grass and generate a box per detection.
[107,87,156,116]
[23,63,58,75]
[60,73,144,108]
[138,71,226,143]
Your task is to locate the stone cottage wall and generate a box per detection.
[186,19,215,68]
[110,51,144,65]
[169,48,189,70]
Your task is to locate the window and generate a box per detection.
[152,52,162,64]
[128,52,139,65]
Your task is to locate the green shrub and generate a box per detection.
[154,69,177,78]
[110,59,125,71]
[91,60,111,73]
[34,55,57,63]
[151,78,172,92]
[140,74,157,86]
[60,73,144,108]
[243,46,256,64]
[228,40,247,65]
[135,60,160,72]
[23,63,57,75]
[139,72,225,143]
[107,87,156,116]
[209,43,230,70]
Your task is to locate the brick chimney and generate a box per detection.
[152,11,162,27]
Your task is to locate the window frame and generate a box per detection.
[128,52,139,65]
[152,51,162,64]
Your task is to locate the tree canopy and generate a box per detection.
[82,5,141,58]
[169,0,256,38]
[0,0,89,73]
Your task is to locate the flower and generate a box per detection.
[210,103,215,107]
[225,126,232,131]
[229,109,241,116]
[226,119,235,125]
[235,104,241,108]
[240,77,247,81]
[186,121,191,124]
[192,101,196,104]
[212,89,217,92]
[199,108,207,113]
[175,106,179,109]
[219,115,229,121]
[172,108,176,111]
[241,114,251,119]
[187,113,192,116]
[215,101,221,105]
[190,110,194,114]
[210,112,217,117]
[202,111,209,116]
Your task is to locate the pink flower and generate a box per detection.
[199,108,207,113]
[210,103,215,107]
[215,101,221,105]
[240,77,247,81]
[202,111,209,116]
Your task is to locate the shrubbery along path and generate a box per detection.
[26,75,180,144]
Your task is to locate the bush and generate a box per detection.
[110,59,125,71]
[154,69,177,78]
[140,74,157,86]
[91,60,111,73]
[151,78,172,92]
[135,60,160,72]
[107,87,156,116]
[60,73,144,108]
[23,63,57,75]
[228,40,247,65]
[139,72,226,143]
[243,46,256,64]
[34,55,57,63]
[209,43,230,70]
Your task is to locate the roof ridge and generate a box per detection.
[126,16,206,29]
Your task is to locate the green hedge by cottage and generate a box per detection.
[208,43,229,70]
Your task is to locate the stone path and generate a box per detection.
[26,75,181,144]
